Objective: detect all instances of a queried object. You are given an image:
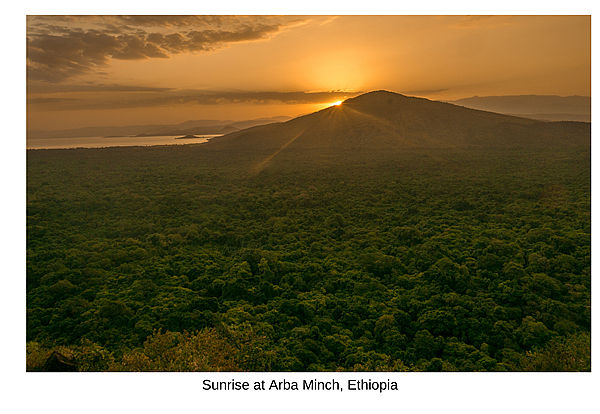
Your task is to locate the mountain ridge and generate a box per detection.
[208,90,589,153]
[27,116,292,139]
[450,95,590,122]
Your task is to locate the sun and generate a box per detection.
[317,99,344,111]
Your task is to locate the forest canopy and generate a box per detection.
[26,144,590,371]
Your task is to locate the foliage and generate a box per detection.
[26,144,590,371]
[522,332,590,371]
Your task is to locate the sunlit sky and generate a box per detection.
[26,15,590,131]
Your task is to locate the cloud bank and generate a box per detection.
[27,88,360,110]
[27,16,304,82]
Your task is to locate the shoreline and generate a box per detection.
[26,141,212,151]
[26,136,220,151]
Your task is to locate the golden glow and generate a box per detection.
[26,16,591,131]
[315,99,345,111]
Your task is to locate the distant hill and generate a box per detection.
[135,116,292,137]
[28,116,291,139]
[209,91,590,153]
[451,95,590,122]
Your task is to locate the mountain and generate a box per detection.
[27,116,291,139]
[208,90,590,152]
[135,116,292,137]
[451,95,591,122]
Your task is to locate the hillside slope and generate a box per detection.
[209,91,589,152]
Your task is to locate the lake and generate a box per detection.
[26,135,222,150]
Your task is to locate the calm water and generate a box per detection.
[26,135,222,150]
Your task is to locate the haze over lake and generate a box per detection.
[26,134,221,150]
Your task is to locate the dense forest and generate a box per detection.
[26,143,590,371]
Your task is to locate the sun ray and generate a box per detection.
[250,130,306,175]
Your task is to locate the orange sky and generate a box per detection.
[26,15,590,131]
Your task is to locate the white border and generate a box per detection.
[3,2,597,413]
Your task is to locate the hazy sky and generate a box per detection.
[26,15,590,131]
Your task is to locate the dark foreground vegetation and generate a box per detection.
[27,144,590,371]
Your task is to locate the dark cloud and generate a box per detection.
[27,15,292,32]
[114,15,236,28]
[28,30,126,81]
[167,90,360,106]
[27,89,361,110]
[27,16,302,82]
[27,82,175,94]
[27,97,78,105]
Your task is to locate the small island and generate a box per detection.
[175,134,201,140]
